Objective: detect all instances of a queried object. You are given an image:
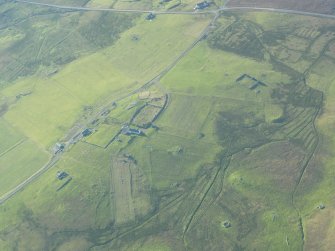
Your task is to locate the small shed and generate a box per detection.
[194,1,210,10]
[318,204,325,210]
[56,171,68,180]
[82,128,92,137]
[53,143,65,154]
[222,220,231,228]
[146,13,156,21]
[121,125,143,136]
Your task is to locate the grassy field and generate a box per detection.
[0,2,137,89]
[161,42,291,96]
[0,118,24,155]
[104,14,211,81]
[295,53,335,250]
[1,4,335,251]
[111,155,151,224]
[0,12,211,150]
[0,140,49,196]
[156,94,213,138]
[85,123,120,147]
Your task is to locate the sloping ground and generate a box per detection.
[226,0,335,14]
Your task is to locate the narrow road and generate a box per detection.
[13,0,216,15]
[14,0,335,19]
[0,155,61,205]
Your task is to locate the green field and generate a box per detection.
[105,14,211,81]
[1,2,335,251]
[0,118,24,155]
[85,124,120,147]
[0,140,49,196]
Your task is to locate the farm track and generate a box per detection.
[180,138,287,246]
[286,33,328,250]
[291,96,323,200]
[290,92,323,251]
[82,140,105,149]
[90,192,186,248]
[182,157,231,246]
[0,138,26,158]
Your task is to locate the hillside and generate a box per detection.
[226,0,335,14]
[0,1,335,250]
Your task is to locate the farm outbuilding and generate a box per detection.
[222,220,231,228]
[146,13,156,20]
[194,1,210,10]
[121,125,143,136]
[56,171,68,180]
[53,142,65,154]
[82,128,92,137]
[318,204,325,209]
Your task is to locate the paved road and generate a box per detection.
[13,0,216,14]
[0,155,61,205]
[14,0,335,19]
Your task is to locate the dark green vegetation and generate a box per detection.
[0,1,137,88]
[208,19,265,60]
[1,1,335,251]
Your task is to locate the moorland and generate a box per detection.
[0,0,335,250]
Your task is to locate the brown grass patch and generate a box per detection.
[305,206,335,251]
[226,0,335,15]
[237,141,306,192]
